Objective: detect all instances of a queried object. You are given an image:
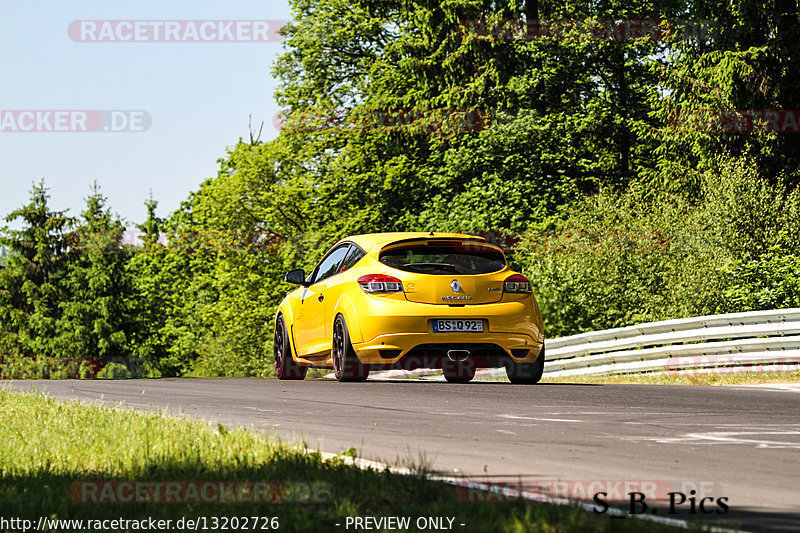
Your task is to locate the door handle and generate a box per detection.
[318,294,324,302]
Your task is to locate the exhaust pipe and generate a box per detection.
[447,349,471,362]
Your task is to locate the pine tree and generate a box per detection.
[0,181,72,365]
[127,194,182,376]
[53,184,138,374]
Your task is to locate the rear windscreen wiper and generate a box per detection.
[403,262,462,273]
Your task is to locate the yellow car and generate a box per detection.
[273,232,545,383]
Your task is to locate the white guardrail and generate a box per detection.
[542,308,800,377]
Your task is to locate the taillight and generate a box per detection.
[358,274,403,293]
[504,274,532,293]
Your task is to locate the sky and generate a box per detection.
[0,0,292,230]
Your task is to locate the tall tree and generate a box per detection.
[0,181,72,361]
[53,184,138,371]
[271,0,689,236]
[126,194,181,376]
[646,0,800,194]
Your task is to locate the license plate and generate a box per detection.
[432,319,484,332]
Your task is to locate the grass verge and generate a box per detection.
[473,369,800,386]
[540,370,800,386]
[0,389,699,532]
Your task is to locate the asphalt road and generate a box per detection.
[4,379,800,532]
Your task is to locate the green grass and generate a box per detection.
[475,369,800,386]
[0,390,704,532]
[539,370,800,386]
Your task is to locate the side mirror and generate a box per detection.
[284,269,308,286]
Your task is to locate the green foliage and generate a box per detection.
[54,184,140,370]
[272,0,684,236]
[644,0,800,192]
[96,362,132,380]
[126,195,184,376]
[0,183,143,378]
[0,356,89,380]
[0,182,72,360]
[519,158,800,337]
[150,142,294,377]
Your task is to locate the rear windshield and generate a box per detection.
[379,242,506,275]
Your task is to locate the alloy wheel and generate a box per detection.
[333,319,345,379]
[274,319,286,375]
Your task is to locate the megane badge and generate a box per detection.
[450,280,462,293]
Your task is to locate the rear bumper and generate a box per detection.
[352,332,543,366]
[349,295,543,367]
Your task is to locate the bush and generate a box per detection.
[97,362,133,380]
[516,157,800,337]
[188,335,273,378]
[0,356,87,379]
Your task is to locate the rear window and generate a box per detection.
[379,242,506,275]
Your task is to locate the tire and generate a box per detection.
[506,345,545,384]
[332,315,368,382]
[274,315,307,380]
[442,359,476,383]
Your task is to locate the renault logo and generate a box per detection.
[450,280,462,293]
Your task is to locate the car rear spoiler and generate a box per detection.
[376,235,503,254]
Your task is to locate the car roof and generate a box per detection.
[337,232,491,254]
